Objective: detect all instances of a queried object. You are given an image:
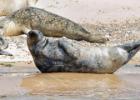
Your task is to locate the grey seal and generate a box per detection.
[27,30,140,73]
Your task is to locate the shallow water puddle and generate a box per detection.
[0,64,140,99]
[1,73,140,99]
[20,73,140,99]
[21,73,123,96]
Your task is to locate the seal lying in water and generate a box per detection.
[27,30,140,74]
[0,7,107,43]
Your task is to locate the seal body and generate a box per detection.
[27,30,140,74]
[2,7,107,43]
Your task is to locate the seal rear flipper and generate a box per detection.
[87,33,109,43]
[118,40,140,60]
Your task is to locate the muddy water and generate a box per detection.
[21,73,140,99]
[0,62,140,100]
[1,73,140,100]
[22,73,122,96]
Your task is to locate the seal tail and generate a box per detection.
[118,40,140,60]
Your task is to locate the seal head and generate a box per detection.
[27,30,44,45]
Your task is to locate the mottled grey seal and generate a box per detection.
[27,30,140,74]
[0,7,107,43]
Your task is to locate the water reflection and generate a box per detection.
[0,72,140,99]
[21,73,123,98]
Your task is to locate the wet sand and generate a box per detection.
[0,62,140,100]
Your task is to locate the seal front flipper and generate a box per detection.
[58,37,80,59]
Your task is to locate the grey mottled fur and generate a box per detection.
[27,30,140,74]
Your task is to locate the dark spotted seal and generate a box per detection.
[0,7,107,43]
[27,30,140,74]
